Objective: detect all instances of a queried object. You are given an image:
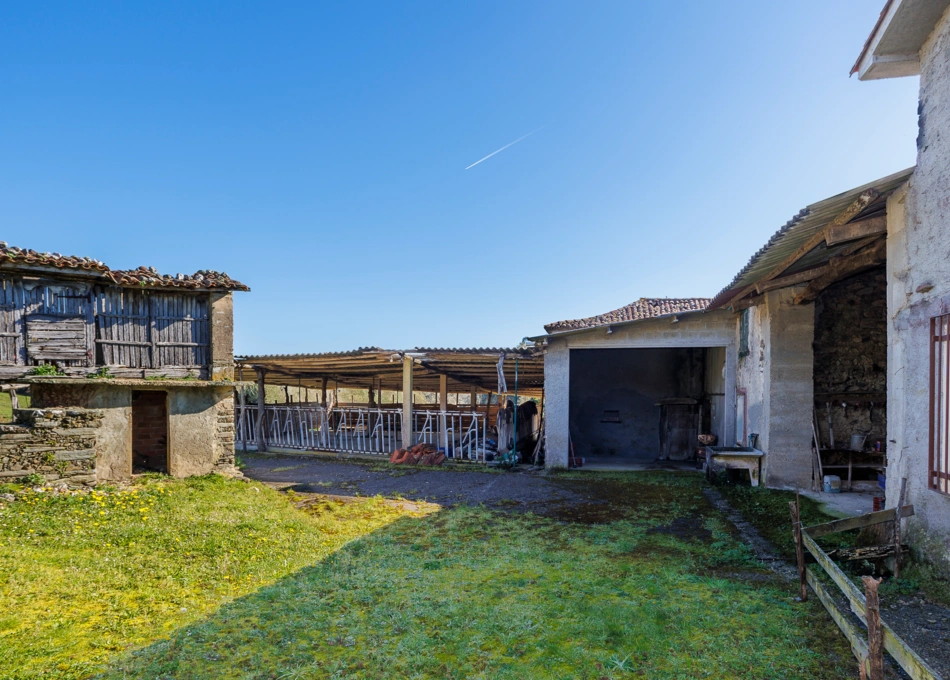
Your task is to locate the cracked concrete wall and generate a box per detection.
[885,4,950,576]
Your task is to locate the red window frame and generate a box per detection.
[930,313,950,494]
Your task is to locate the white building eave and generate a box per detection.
[853,0,950,80]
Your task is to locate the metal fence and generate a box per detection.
[236,404,487,462]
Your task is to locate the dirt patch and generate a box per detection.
[647,516,712,542]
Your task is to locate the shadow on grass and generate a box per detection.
[94,483,859,680]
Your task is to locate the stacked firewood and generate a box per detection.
[389,443,446,466]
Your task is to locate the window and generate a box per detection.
[930,313,950,494]
[738,308,750,358]
[600,409,621,423]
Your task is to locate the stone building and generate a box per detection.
[536,0,950,576]
[851,0,950,574]
[0,243,248,486]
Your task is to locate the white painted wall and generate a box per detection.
[543,309,737,468]
[885,4,950,575]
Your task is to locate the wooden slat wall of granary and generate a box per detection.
[0,273,212,378]
[97,288,151,368]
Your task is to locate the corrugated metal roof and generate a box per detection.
[235,346,544,393]
[709,167,913,308]
[0,241,249,291]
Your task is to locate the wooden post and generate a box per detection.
[470,388,477,412]
[863,576,884,680]
[238,385,247,455]
[321,377,327,409]
[790,493,808,602]
[7,386,17,411]
[402,356,413,448]
[368,377,376,408]
[439,374,448,452]
[894,477,907,579]
[255,368,267,453]
[284,384,290,404]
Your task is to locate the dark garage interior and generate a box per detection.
[569,347,725,463]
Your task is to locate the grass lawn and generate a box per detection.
[0,391,30,422]
[1,472,857,679]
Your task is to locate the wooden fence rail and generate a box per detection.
[794,497,943,680]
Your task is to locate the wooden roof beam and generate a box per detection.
[793,239,887,305]
[826,215,887,246]
[726,189,881,306]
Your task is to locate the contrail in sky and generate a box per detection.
[465,125,546,170]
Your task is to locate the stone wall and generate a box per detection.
[0,408,103,487]
[214,393,236,469]
[813,267,887,448]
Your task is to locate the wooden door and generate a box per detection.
[23,281,94,367]
[659,404,698,461]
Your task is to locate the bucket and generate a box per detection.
[850,433,867,451]
[823,475,841,494]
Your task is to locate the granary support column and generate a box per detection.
[209,292,234,381]
[255,368,267,452]
[321,377,327,408]
[402,356,414,448]
[470,388,477,412]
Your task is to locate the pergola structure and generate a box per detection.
[235,346,543,450]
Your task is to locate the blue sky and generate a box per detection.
[0,2,919,355]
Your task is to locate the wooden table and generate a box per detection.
[704,448,764,487]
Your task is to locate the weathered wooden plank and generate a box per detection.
[803,531,943,680]
[826,215,888,246]
[807,505,915,538]
[805,568,870,672]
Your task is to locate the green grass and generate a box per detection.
[0,391,30,422]
[1,473,858,679]
[715,483,857,559]
[0,476,423,679]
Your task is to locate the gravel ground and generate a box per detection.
[240,453,589,511]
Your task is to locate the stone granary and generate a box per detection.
[0,242,248,486]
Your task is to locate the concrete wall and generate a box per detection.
[543,308,737,468]
[737,288,815,490]
[568,348,704,461]
[884,5,950,575]
[705,346,727,443]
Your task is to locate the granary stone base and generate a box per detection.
[0,408,104,487]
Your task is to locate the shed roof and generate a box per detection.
[708,167,913,309]
[0,241,249,292]
[543,298,711,333]
[236,346,544,396]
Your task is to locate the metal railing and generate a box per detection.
[236,404,487,461]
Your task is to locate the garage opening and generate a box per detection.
[569,347,726,464]
[132,390,168,472]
